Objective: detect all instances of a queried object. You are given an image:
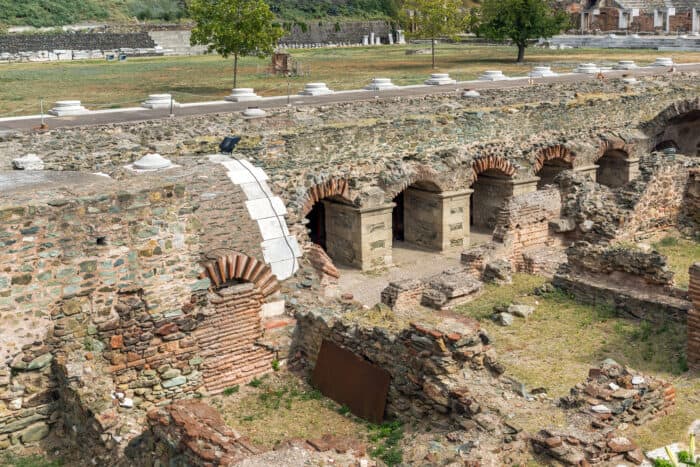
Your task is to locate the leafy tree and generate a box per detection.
[478,0,569,63]
[400,0,467,68]
[189,0,284,88]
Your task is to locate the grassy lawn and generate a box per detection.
[1,43,700,116]
[652,232,700,289]
[208,371,368,449]
[454,274,698,450]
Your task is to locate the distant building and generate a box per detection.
[578,0,700,33]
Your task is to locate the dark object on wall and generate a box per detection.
[311,339,390,424]
[220,136,241,154]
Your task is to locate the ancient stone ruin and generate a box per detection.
[0,72,698,465]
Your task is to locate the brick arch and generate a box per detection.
[199,250,280,299]
[299,178,352,218]
[470,156,517,182]
[640,98,700,140]
[384,165,447,201]
[533,145,576,173]
[595,139,631,162]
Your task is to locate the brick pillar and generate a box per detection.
[688,263,700,370]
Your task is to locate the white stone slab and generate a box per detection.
[364,78,398,90]
[132,153,172,170]
[238,181,274,200]
[242,107,267,118]
[651,57,674,67]
[424,73,456,85]
[227,166,269,184]
[529,66,558,77]
[574,63,601,73]
[478,70,507,81]
[48,100,89,116]
[142,94,179,109]
[225,88,262,102]
[261,300,285,318]
[270,258,298,280]
[299,82,334,96]
[245,197,287,220]
[12,154,44,170]
[262,236,302,264]
[613,60,638,70]
[256,217,290,240]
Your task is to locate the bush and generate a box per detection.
[0,0,109,27]
[127,0,186,21]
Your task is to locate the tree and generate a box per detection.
[189,0,284,88]
[400,0,467,69]
[478,0,569,63]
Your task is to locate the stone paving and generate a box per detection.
[334,235,491,306]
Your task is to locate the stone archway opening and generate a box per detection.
[655,110,700,156]
[596,149,631,188]
[470,168,515,238]
[537,158,574,189]
[196,252,280,394]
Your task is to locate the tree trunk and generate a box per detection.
[431,38,435,69]
[233,54,238,88]
[516,44,525,63]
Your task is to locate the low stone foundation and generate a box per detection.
[688,263,700,370]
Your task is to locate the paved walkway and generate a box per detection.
[335,232,492,306]
[1,63,698,132]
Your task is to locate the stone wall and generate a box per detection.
[688,263,700,370]
[553,242,691,321]
[292,308,505,427]
[684,168,700,230]
[0,166,273,446]
[0,32,156,53]
[280,20,392,45]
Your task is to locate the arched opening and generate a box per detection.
[391,180,443,250]
[306,201,327,250]
[596,150,630,188]
[197,251,279,393]
[654,110,700,156]
[470,168,515,239]
[654,140,681,153]
[537,158,574,188]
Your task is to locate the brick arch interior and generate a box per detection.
[196,251,279,393]
[643,99,700,156]
[391,178,444,248]
[470,157,517,233]
[533,145,576,188]
[299,178,352,253]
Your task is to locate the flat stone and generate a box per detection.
[162,375,186,388]
[161,368,181,380]
[26,353,52,370]
[631,376,645,385]
[20,422,49,443]
[591,404,611,413]
[12,154,44,171]
[496,312,514,326]
[508,304,534,318]
[607,436,636,453]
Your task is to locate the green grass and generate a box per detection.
[2,43,700,116]
[0,453,63,467]
[652,233,700,289]
[454,273,698,450]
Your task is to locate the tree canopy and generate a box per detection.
[400,0,467,68]
[190,0,284,87]
[478,0,569,62]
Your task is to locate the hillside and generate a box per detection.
[0,0,402,28]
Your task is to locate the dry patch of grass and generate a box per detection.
[454,273,696,449]
[208,371,367,449]
[652,232,700,289]
[2,43,700,115]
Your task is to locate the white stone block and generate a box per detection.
[141,94,178,109]
[528,66,558,77]
[225,88,262,102]
[238,181,274,200]
[48,100,88,116]
[245,197,287,220]
[226,165,269,184]
[299,82,333,96]
[269,258,298,280]
[478,70,507,81]
[462,90,480,98]
[364,78,398,90]
[12,154,44,171]
[256,217,290,240]
[613,60,638,70]
[261,300,285,318]
[262,236,301,264]
[573,63,600,74]
[651,57,674,67]
[131,153,173,171]
[242,107,267,118]
[424,73,456,85]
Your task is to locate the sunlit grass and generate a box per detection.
[1,43,699,115]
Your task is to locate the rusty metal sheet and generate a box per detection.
[311,339,390,424]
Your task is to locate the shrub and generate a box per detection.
[127,0,186,21]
